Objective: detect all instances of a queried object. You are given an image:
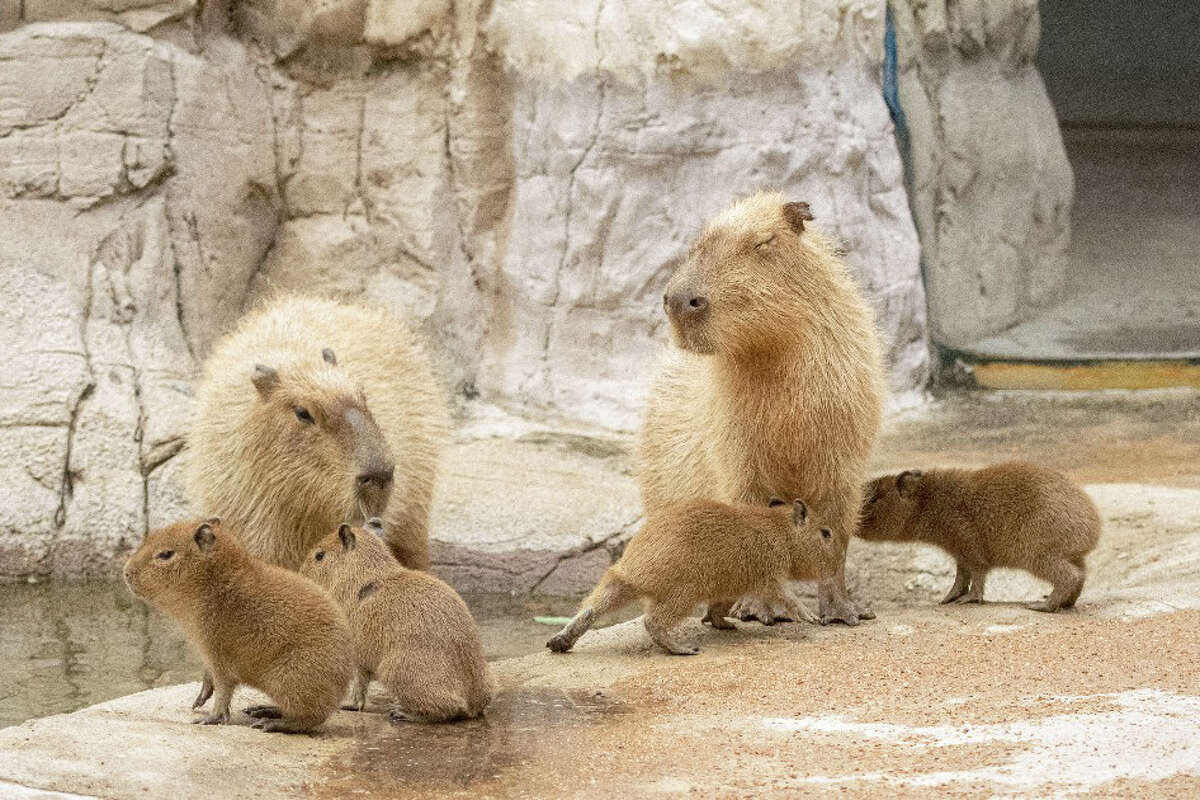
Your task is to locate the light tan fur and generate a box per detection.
[185,296,449,571]
[123,519,353,733]
[859,462,1102,611]
[547,499,840,655]
[300,520,494,723]
[637,192,885,625]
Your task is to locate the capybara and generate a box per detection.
[637,192,885,625]
[300,518,494,723]
[123,519,353,732]
[858,463,1102,611]
[185,295,449,571]
[547,499,840,655]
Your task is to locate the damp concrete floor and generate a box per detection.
[1,388,1199,797]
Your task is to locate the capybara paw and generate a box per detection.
[251,718,311,734]
[951,595,983,605]
[707,615,737,631]
[339,702,365,712]
[242,705,282,719]
[854,603,876,621]
[193,711,229,725]
[1026,600,1060,613]
[547,634,574,653]
[387,710,416,725]
[731,598,792,625]
[191,683,213,710]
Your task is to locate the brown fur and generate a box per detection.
[547,499,840,655]
[300,520,494,723]
[637,192,885,624]
[123,519,353,733]
[185,296,449,571]
[859,462,1102,611]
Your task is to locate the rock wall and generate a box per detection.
[0,0,926,577]
[890,0,1073,350]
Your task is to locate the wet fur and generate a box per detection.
[859,462,1102,611]
[185,296,449,570]
[301,523,494,722]
[637,192,885,623]
[123,519,353,733]
[547,500,840,655]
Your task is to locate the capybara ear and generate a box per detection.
[322,348,337,366]
[194,522,216,552]
[338,523,356,551]
[203,516,220,527]
[252,364,279,398]
[792,499,808,526]
[768,498,785,507]
[896,470,923,497]
[819,527,833,540]
[782,201,814,234]
[364,517,385,537]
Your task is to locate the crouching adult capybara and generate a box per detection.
[637,192,886,625]
[185,296,449,571]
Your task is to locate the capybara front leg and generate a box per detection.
[194,675,233,725]
[192,671,213,710]
[1028,558,1083,613]
[548,608,596,653]
[951,568,988,604]
[341,667,371,711]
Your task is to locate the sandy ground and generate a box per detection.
[0,389,1198,797]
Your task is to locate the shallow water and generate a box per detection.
[0,580,590,729]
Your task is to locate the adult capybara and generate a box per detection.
[637,192,885,625]
[859,463,1102,611]
[185,296,449,571]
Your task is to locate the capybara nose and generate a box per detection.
[357,465,395,489]
[667,293,709,318]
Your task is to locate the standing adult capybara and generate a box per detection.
[185,296,449,571]
[637,192,885,625]
[858,463,1102,611]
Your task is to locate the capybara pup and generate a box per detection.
[547,499,840,655]
[859,462,1102,612]
[123,519,353,732]
[301,519,494,723]
[186,295,449,571]
[637,192,885,625]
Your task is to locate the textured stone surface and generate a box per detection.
[890,0,1074,350]
[0,1,926,576]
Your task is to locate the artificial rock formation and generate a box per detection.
[890,0,1074,350]
[0,0,926,577]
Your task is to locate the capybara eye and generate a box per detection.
[294,406,314,424]
[314,551,325,562]
[820,528,832,540]
[156,550,174,560]
[688,297,702,309]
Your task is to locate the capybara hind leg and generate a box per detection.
[388,690,472,723]
[940,563,971,604]
[643,602,697,655]
[548,575,636,652]
[703,601,737,630]
[952,568,988,604]
[1028,558,1083,613]
[1062,559,1087,608]
[819,520,874,625]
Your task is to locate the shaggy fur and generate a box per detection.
[859,462,1102,611]
[185,296,449,571]
[300,520,494,723]
[637,192,885,624]
[547,499,840,655]
[123,519,353,733]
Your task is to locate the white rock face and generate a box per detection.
[890,0,1074,349]
[0,1,927,577]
